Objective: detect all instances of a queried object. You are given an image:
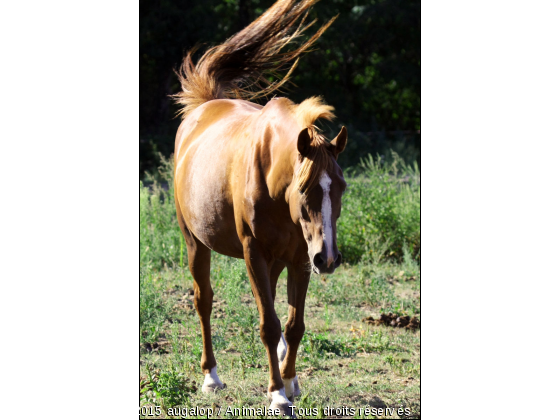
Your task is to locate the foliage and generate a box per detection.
[142,362,196,408]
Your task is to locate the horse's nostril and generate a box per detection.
[313,254,324,267]
[334,253,342,268]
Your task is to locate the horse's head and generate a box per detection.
[290,126,348,274]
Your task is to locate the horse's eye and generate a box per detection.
[301,206,310,222]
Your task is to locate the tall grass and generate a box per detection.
[140,268,174,344]
[140,156,183,269]
[140,151,420,269]
[337,151,420,264]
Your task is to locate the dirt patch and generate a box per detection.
[142,340,170,353]
[362,313,420,330]
[299,366,330,378]
[361,395,387,409]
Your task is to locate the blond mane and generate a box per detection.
[289,97,336,194]
[292,96,335,129]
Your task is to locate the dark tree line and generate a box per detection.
[140,0,420,176]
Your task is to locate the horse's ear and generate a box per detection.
[297,128,313,157]
[331,126,347,159]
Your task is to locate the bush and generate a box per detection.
[337,151,420,263]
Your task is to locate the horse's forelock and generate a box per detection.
[295,133,334,195]
[288,96,338,195]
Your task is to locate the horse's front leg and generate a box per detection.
[280,263,310,401]
[242,238,292,417]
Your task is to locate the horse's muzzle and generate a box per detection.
[312,252,342,274]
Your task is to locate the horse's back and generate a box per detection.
[174,99,262,257]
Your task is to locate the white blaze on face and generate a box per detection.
[319,171,334,264]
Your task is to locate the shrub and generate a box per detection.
[337,151,420,263]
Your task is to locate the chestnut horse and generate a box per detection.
[173,0,347,415]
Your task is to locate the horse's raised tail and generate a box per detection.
[173,0,336,118]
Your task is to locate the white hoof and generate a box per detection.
[268,388,295,418]
[201,367,225,393]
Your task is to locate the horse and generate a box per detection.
[172,0,347,415]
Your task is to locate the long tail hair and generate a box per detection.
[173,0,336,118]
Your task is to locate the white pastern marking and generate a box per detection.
[282,377,295,398]
[277,332,287,362]
[203,367,224,389]
[319,171,334,264]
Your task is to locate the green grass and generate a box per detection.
[337,151,420,264]
[139,152,420,418]
[139,262,420,419]
[140,155,183,270]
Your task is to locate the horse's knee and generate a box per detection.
[193,287,213,313]
[260,317,281,348]
[194,286,213,301]
[285,320,305,345]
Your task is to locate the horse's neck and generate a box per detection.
[263,125,300,201]
[250,99,302,201]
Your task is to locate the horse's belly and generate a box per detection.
[177,138,243,258]
[187,192,242,258]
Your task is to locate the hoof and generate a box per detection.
[269,401,295,418]
[268,389,296,418]
[202,367,225,393]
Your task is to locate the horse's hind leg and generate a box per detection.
[181,227,225,393]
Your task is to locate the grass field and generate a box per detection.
[140,153,420,419]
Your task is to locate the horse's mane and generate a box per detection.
[289,97,336,194]
[172,0,336,118]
